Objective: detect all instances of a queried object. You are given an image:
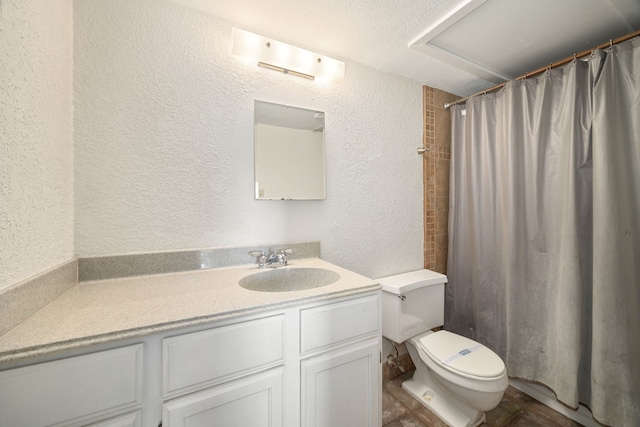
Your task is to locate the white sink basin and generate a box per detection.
[239,267,340,292]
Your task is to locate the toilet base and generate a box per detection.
[402,378,486,427]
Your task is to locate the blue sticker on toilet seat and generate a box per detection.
[442,344,484,365]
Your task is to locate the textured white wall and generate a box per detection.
[0,0,74,290]
[74,0,424,279]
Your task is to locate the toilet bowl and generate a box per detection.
[404,330,508,426]
[378,270,508,427]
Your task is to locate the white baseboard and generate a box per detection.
[509,379,599,427]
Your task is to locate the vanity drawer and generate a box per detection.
[0,344,143,427]
[300,294,380,354]
[163,314,285,396]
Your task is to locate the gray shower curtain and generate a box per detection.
[446,37,640,427]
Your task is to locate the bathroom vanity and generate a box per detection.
[0,258,381,427]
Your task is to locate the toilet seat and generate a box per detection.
[419,331,505,381]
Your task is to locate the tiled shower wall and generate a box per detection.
[382,86,458,381]
[423,86,458,274]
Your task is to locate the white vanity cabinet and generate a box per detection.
[161,314,286,427]
[299,294,381,427]
[160,292,381,427]
[0,290,381,427]
[0,344,143,427]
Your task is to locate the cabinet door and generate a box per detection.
[0,344,143,427]
[301,339,380,427]
[163,367,284,427]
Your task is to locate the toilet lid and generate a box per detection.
[419,331,505,379]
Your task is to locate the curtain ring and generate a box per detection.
[573,53,577,63]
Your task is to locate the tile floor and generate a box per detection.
[383,371,584,427]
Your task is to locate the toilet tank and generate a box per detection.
[377,269,447,343]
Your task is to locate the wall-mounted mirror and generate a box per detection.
[254,100,326,200]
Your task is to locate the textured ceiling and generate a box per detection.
[170,0,640,97]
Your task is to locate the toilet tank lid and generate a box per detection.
[376,269,448,294]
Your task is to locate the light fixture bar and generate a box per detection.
[231,28,345,82]
[257,62,315,80]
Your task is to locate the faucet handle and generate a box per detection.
[276,248,294,265]
[248,250,267,268]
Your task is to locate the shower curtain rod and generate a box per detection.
[444,28,640,109]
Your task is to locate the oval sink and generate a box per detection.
[239,267,340,292]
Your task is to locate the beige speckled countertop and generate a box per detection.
[0,258,379,364]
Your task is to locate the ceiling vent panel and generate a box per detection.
[410,0,640,83]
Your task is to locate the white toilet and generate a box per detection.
[378,269,508,427]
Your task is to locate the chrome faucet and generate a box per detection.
[248,248,294,268]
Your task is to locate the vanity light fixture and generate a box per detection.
[231,28,345,82]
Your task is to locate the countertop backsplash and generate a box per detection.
[78,241,321,281]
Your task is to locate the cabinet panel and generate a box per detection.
[163,367,284,427]
[301,339,380,427]
[300,294,379,354]
[163,314,285,396]
[86,411,141,427]
[0,344,143,427]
